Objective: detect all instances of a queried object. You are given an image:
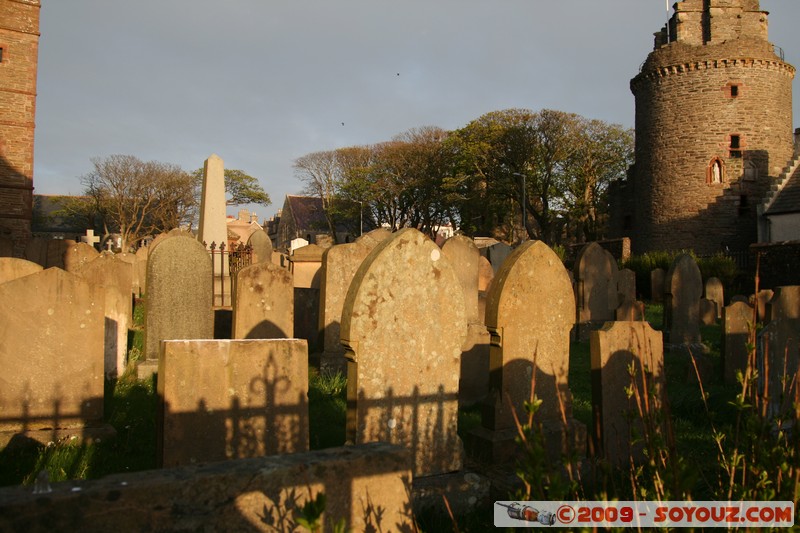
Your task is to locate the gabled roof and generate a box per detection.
[285,195,328,232]
[766,166,800,215]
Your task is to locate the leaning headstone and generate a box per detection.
[705,277,724,319]
[64,242,100,273]
[233,261,293,339]
[472,240,583,463]
[142,236,213,376]
[0,268,106,445]
[341,228,466,476]
[247,228,273,264]
[651,268,665,303]
[699,298,718,326]
[722,301,754,386]
[0,257,42,285]
[664,254,702,345]
[590,321,664,466]
[158,339,309,468]
[574,242,619,338]
[76,254,134,378]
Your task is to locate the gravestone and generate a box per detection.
[158,339,309,468]
[651,268,665,303]
[80,229,101,248]
[472,240,583,463]
[730,295,749,304]
[142,236,213,376]
[356,227,391,248]
[442,235,480,324]
[134,245,148,296]
[233,261,293,339]
[198,154,230,305]
[574,242,619,337]
[755,289,774,322]
[722,301,754,386]
[0,268,106,445]
[64,242,100,273]
[0,257,42,285]
[318,234,385,371]
[617,268,636,304]
[699,298,718,326]
[705,277,724,319]
[291,244,324,353]
[442,235,488,406]
[477,255,494,324]
[76,254,134,377]
[757,287,800,415]
[616,300,645,321]
[341,228,466,476]
[590,321,664,466]
[247,228,273,264]
[45,239,72,270]
[485,242,512,273]
[664,254,702,345]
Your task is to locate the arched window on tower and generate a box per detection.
[707,157,724,184]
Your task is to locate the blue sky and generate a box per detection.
[32,0,800,219]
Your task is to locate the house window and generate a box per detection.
[729,135,742,158]
[738,195,749,216]
[707,157,724,184]
[724,82,742,98]
[730,85,739,97]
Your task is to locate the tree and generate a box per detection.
[191,168,272,207]
[82,155,196,250]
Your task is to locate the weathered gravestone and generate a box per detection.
[477,255,494,324]
[617,268,636,304]
[318,230,389,371]
[64,241,100,273]
[484,242,512,274]
[291,244,324,353]
[664,254,702,345]
[158,339,309,468]
[142,236,213,377]
[651,268,665,303]
[699,298,718,326]
[574,242,619,338]
[233,261,293,339]
[76,254,134,378]
[0,268,106,446]
[0,257,42,285]
[755,289,774,323]
[472,240,583,463]
[757,286,800,415]
[134,245,148,297]
[705,277,724,319]
[341,228,466,476]
[247,228,273,264]
[591,321,664,466]
[442,235,489,406]
[616,300,645,321]
[722,301,754,386]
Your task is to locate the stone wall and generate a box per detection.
[0,0,39,257]
[0,443,413,533]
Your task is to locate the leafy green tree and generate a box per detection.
[191,168,272,207]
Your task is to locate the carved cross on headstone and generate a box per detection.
[105,240,114,253]
[81,229,100,248]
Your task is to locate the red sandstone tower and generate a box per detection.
[0,0,40,257]
[611,0,795,255]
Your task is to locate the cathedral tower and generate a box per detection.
[0,0,40,257]
[614,0,794,254]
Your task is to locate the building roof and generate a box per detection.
[766,166,800,215]
[286,195,329,232]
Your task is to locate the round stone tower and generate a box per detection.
[626,0,795,255]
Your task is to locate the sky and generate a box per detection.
[32,0,800,220]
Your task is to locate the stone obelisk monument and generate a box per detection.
[198,154,230,306]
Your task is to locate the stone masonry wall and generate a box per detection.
[0,0,40,257]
